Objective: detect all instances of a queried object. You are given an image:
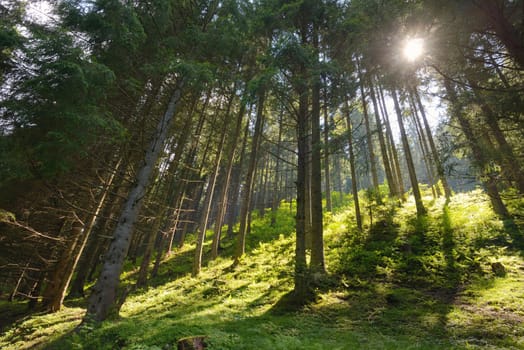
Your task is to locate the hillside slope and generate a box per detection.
[1,189,523,349]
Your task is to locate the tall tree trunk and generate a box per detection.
[271,109,284,226]
[444,79,510,218]
[344,100,363,231]
[412,87,452,200]
[294,56,309,300]
[235,88,266,261]
[84,84,184,323]
[409,97,438,198]
[369,80,397,197]
[310,34,325,274]
[358,76,379,191]
[378,83,405,198]
[391,89,426,216]
[211,98,246,259]
[43,158,121,311]
[323,83,332,212]
[193,108,230,276]
[226,107,251,238]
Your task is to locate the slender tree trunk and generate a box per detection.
[378,83,405,198]
[226,108,251,238]
[391,89,426,216]
[235,88,266,261]
[211,98,246,259]
[369,80,397,197]
[358,77,379,191]
[84,84,184,323]
[409,97,438,198]
[310,35,325,274]
[344,100,363,231]
[323,84,332,212]
[193,111,229,276]
[412,87,452,200]
[271,109,284,226]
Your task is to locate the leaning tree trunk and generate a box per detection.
[193,116,228,276]
[391,89,426,216]
[84,83,184,323]
[43,157,121,311]
[444,79,510,218]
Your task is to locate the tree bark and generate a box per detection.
[211,94,246,259]
[344,100,363,231]
[391,89,426,216]
[358,76,380,191]
[235,88,266,260]
[444,79,510,218]
[310,34,325,274]
[369,80,397,197]
[412,87,452,200]
[84,83,184,322]
[378,83,405,198]
[323,83,332,212]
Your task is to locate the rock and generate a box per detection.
[177,336,208,350]
[491,262,506,277]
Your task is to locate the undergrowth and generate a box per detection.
[0,188,523,349]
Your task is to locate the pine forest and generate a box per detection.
[0,0,523,349]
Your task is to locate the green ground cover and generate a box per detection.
[1,189,523,349]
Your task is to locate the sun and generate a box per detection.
[403,38,424,62]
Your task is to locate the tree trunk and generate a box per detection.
[310,35,325,274]
[294,56,309,300]
[323,83,332,212]
[193,116,228,275]
[359,78,380,191]
[84,83,184,323]
[211,95,246,259]
[409,97,438,198]
[271,109,284,226]
[235,88,266,261]
[391,89,426,216]
[443,79,510,218]
[412,87,452,200]
[344,100,363,231]
[378,83,405,198]
[369,80,397,197]
[226,104,252,238]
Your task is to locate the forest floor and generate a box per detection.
[0,188,523,349]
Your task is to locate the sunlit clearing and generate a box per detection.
[403,38,424,62]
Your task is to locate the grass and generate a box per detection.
[0,188,523,349]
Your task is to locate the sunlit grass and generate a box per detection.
[0,189,523,349]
